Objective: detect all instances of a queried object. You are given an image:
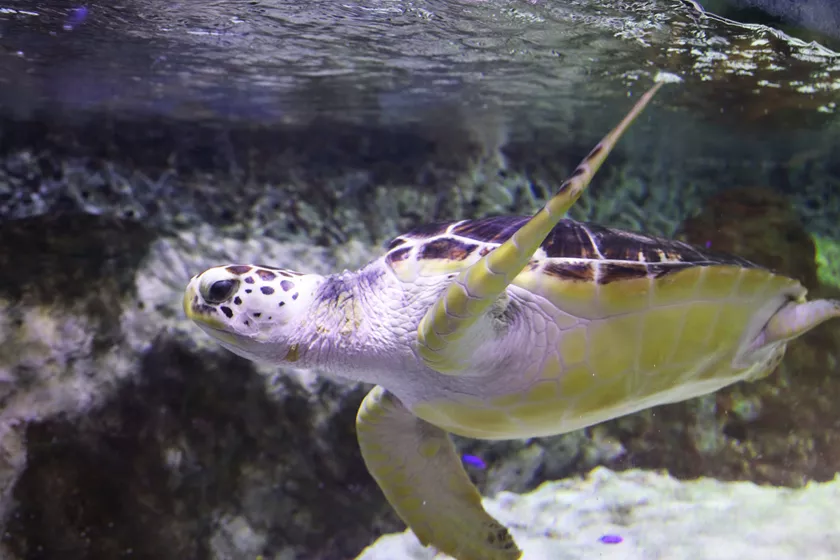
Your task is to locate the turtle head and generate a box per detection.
[184,264,324,363]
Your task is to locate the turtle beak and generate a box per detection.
[184,276,199,321]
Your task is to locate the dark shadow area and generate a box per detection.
[0,214,154,306]
[3,337,397,560]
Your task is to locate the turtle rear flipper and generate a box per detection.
[356,387,521,560]
[416,81,665,375]
[756,298,840,348]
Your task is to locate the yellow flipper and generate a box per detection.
[356,387,521,560]
[417,81,665,374]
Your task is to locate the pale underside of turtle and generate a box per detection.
[184,82,840,560]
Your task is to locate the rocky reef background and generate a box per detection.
[1,1,839,559]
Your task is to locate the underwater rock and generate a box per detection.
[0,229,405,559]
[3,338,396,560]
[0,213,155,432]
[357,466,840,560]
[0,213,156,558]
[0,115,510,246]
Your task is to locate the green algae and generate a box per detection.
[813,234,840,289]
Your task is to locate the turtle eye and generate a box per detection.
[204,279,238,304]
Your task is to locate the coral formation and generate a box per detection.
[359,467,840,560]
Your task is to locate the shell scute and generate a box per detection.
[451,216,527,244]
[589,226,678,262]
[650,266,705,307]
[540,220,600,260]
[558,327,588,366]
[593,276,653,316]
[588,314,641,380]
[575,376,631,418]
[598,262,650,284]
[638,306,685,370]
[670,302,722,358]
[585,223,754,269]
[647,261,697,278]
[692,265,741,300]
[419,238,479,261]
[543,261,595,282]
[385,246,412,265]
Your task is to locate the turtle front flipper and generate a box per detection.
[416,81,665,374]
[356,387,521,560]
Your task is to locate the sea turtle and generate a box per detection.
[183,82,839,560]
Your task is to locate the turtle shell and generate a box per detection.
[387,215,753,268]
[387,216,804,439]
[385,214,800,318]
